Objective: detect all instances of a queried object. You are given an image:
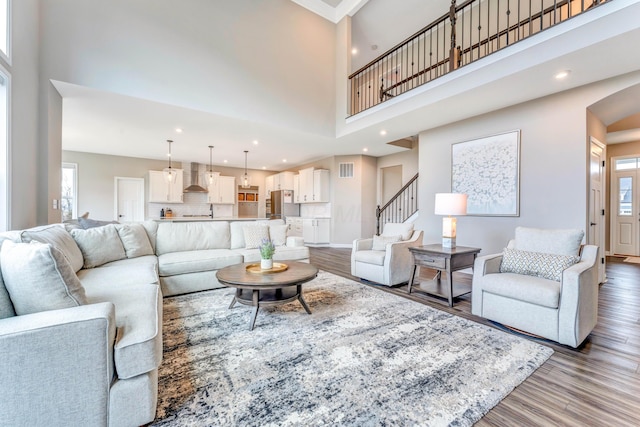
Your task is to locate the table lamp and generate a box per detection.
[434,193,467,248]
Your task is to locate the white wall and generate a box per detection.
[39,0,337,137]
[9,0,39,229]
[416,71,640,255]
[376,142,418,205]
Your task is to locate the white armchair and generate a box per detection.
[472,227,599,348]
[351,223,423,286]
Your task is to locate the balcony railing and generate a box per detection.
[349,0,607,116]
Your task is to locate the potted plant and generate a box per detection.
[259,238,276,270]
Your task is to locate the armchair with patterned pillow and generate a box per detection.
[472,227,599,348]
[351,222,423,286]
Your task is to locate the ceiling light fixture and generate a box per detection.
[206,145,215,184]
[555,70,571,79]
[253,140,259,145]
[241,150,251,189]
[363,148,368,152]
[162,139,177,183]
[351,47,358,55]
[175,128,183,133]
[282,159,287,163]
[380,130,387,136]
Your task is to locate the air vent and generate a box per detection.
[339,162,354,178]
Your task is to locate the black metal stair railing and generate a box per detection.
[376,173,419,235]
[349,0,607,116]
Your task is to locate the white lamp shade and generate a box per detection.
[434,193,467,216]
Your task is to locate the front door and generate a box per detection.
[612,157,640,256]
[115,177,145,222]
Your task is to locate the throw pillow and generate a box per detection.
[0,240,87,315]
[371,234,402,251]
[116,223,154,258]
[382,223,414,241]
[269,224,289,246]
[243,224,270,249]
[79,217,119,229]
[21,224,85,273]
[71,224,127,268]
[499,247,580,282]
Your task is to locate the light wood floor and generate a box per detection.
[309,247,640,426]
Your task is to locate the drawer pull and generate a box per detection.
[425,259,435,263]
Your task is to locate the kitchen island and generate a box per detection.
[151,217,270,222]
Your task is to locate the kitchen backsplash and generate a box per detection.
[300,203,331,218]
[148,192,232,219]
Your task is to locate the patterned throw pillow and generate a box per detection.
[499,247,580,282]
[243,224,270,249]
[371,234,402,251]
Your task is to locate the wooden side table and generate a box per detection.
[408,244,481,307]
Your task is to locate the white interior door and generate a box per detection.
[612,169,638,256]
[588,138,605,283]
[115,177,145,222]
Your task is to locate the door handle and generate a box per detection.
[119,215,125,218]
[590,222,596,226]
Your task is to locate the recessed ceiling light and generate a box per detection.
[363,148,368,152]
[253,140,259,145]
[380,130,387,136]
[351,47,358,55]
[175,128,183,133]
[262,166,266,170]
[555,70,571,79]
[282,159,287,163]
[223,159,228,163]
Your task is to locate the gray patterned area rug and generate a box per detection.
[152,271,553,426]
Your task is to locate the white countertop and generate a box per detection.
[152,217,268,222]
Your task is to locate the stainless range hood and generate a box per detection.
[183,162,208,193]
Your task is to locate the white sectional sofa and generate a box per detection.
[0,219,309,427]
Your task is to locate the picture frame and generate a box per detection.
[451,130,520,216]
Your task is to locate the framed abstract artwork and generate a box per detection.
[451,130,520,216]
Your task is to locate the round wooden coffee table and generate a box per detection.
[216,261,318,330]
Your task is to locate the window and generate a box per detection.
[61,163,78,221]
[618,177,632,216]
[615,158,639,171]
[0,0,9,61]
[0,68,7,231]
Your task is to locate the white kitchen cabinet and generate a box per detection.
[302,218,330,244]
[286,217,303,237]
[297,168,329,203]
[148,169,184,203]
[265,175,274,198]
[273,171,295,190]
[207,175,235,204]
[293,174,300,203]
[312,169,330,203]
[298,167,314,203]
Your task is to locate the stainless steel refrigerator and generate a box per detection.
[269,190,300,220]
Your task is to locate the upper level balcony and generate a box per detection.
[348,0,609,117]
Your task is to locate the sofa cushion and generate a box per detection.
[243,224,270,249]
[235,245,310,263]
[230,221,247,249]
[269,224,288,246]
[158,249,243,277]
[116,223,154,258]
[155,222,230,255]
[0,235,16,319]
[78,256,159,289]
[21,224,84,273]
[479,272,561,308]
[141,220,158,253]
[514,227,584,256]
[372,234,401,251]
[0,240,87,315]
[84,282,162,379]
[71,224,127,268]
[382,223,414,241]
[354,250,386,266]
[500,247,580,282]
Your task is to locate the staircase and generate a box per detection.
[376,173,418,235]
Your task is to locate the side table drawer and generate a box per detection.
[412,252,446,269]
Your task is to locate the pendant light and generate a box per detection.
[241,150,250,189]
[205,145,215,184]
[162,139,177,184]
